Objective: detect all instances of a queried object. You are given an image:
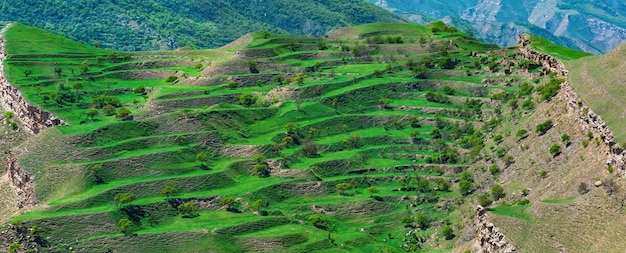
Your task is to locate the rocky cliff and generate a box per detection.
[517,34,626,177]
[6,151,36,208]
[0,25,66,134]
[473,206,516,253]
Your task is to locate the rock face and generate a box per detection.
[473,206,516,253]
[6,151,36,208]
[0,27,66,134]
[517,34,626,177]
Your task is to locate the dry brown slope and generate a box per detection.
[567,42,626,144]
[486,75,626,253]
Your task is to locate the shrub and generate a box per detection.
[491,184,505,200]
[489,164,500,175]
[549,144,561,157]
[535,120,553,135]
[539,78,564,101]
[165,75,178,83]
[516,129,528,140]
[442,86,455,95]
[578,182,589,195]
[178,202,199,218]
[459,179,474,196]
[493,135,503,143]
[116,107,132,120]
[442,225,454,240]
[561,134,571,146]
[478,192,493,207]
[521,98,535,110]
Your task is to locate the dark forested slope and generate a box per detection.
[0,0,402,51]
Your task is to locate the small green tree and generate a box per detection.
[166,75,178,83]
[491,184,505,200]
[116,107,132,120]
[78,60,89,75]
[251,199,267,213]
[114,192,137,208]
[196,151,209,168]
[23,69,32,77]
[366,186,380,197]
[178,202,199,218]
[72,82,83,96]
[442,225,454,240]
[7,242,22,253]
[160,181,178,200]
[118,218,132,234]
[294,73,307,84]
[254,163,269,177]
[86,108,98,121]
[89,163,104,184]
[222,197,239,211]
[459,179,474,196]
[478,192,493,207]
[336,183,351,195]
[549,144,561,157]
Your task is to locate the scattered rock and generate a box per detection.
[594,181,603,187]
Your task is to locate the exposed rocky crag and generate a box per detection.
[473,206,516,253]
[6,151,36,208]
[517,34,626,176]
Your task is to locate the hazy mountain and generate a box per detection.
[371,0,626,54]
[0,0,402,51]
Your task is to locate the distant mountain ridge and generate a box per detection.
[0,0,402,51]
[371,0,626,54]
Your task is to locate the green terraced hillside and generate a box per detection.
[0,22,564,252]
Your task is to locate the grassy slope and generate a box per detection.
[484,95,626,253]
[567,42,626,144]
[529,35,592,61]
[0,22,579,252]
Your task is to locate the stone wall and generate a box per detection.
[518,34,626,176]
[473,206,516,253]
[0,24,66,134]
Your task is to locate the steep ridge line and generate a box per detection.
[518,34,626,177]
[0,24,66,134]
[0,24,63,210]
[473,206,516,253]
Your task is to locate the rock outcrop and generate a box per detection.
[0,24,66,134]
[6,151,36,208]
[473,206,516,253]
[518,34,626,177]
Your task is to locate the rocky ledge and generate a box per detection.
[473,206,516,253]
[518,34,626,176]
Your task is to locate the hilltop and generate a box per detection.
[0,0,402,51]
[0,21,625,253]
